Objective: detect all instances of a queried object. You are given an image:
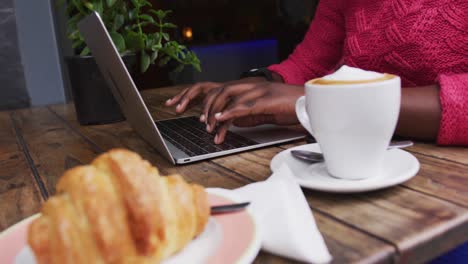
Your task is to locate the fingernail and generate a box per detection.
[215,112,222,120]
[166,98,172,104]
[206,124,210,132]
[200,114,206,122]
[214,134,219,144]
[176,104,182,111]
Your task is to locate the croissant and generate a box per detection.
[28,149,210,264]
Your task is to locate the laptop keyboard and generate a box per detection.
[156,116,259,157]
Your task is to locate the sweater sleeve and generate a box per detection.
[268,0,345,85]
[437,73,468,146]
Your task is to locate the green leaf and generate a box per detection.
[188,51,201,72]
[174,64,185,73]
[149,9,165,19]
[151,43,162,51]
[68,13,82,26]
[129,9,138,20]
[68,30,80,40]
[110,31,126,52]
[125,31,145,51]
[140,51,151,73]
[139,14,154,23]
[80,47,91,56]
[93,0,104,14]
[71,0,87,14]
[178,50,187,59]
[106,0,116,7]
[72,40,83,49]
[150,50,158,62]
[130,0,140,8]
[153,32,162,43]
[141,0,152,7]
[162,23,177,29]
[193,62,201,72]
[84,2,94,10]
[145,35,155,48]
[113,14,124,30]
[63,0,201,71]
[158,56,171,67]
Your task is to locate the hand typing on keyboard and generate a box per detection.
[166,81,303,144]
[156,117,258,156]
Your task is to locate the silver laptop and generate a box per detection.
[78,12,305,164]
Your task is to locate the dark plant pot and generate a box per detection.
[65,54,137,125]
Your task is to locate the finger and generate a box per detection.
[175,83,206,113]
[206,88,232,131]
[214,120,233,144]
[177,82,220,113]
[215,97,268,123]
[202,87,224,131]
[166,82,221,107]
[200,84,223,124]
[166,87,189,106]
[207,84,264,130]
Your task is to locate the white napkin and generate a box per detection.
[222,163,332,264]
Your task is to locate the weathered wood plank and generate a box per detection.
[11,107,101,195]
[407,143,468,165]
[404,153,468,207]
[142,85,202,120]
[213,147,282,181]
[0,112,43,231]
[49,103,396,264]
[306,188,468,263]
[316,213,395,264]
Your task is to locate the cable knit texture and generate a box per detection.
[268,0,468,145]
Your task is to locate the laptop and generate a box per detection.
[78,12,305,164]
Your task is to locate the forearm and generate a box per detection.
[395,85,441,141]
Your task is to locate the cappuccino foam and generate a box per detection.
[309,65,395,85]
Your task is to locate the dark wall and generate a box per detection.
[154,0,318,60]
[0,0,30,110]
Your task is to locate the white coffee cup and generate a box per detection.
[295,67,401,180]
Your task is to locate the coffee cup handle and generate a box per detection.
[295,96,315,136]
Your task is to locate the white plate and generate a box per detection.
[10,189,261,264]
[271,143,420,193]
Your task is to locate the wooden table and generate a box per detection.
[1,87,467,263]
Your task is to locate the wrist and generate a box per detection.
[240,68,283,82]
[242,77,269,83]
[270,71,284,82]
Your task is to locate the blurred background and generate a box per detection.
[0,0,318,110]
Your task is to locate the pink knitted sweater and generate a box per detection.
[268,0,468,146]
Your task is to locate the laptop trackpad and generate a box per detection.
[229,125,304,144]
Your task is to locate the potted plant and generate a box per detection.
[59,0,201,125]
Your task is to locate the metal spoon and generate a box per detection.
[291,140,413,163]
[210,202,250,215]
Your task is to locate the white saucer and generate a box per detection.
[271,143,420,193]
